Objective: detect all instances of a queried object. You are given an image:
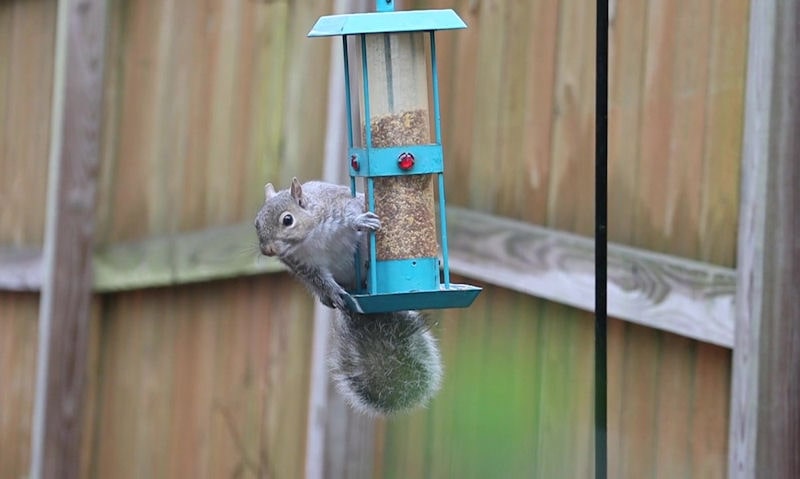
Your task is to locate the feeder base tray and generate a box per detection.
[343,284,482,314]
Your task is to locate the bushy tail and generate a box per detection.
[329,310,443,417]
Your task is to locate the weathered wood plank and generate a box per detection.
[607,0,647,245]
[0,293,39,479]
[279,0,333,184]
[690,342,730,478]
[88,277,313,478]
[438,0,479,208]
[652,335,694,477]
[29,0,109,477]
[518,0,559,225]
[699,0,748,267]
[0,0,57,246]
[93,225,283,290]
[250,0,290,194]
[446,207,735,347]
[0,225,282,293]
[547,0,595,234]
[728,1,800,477]
[0,205,736,347]
[466,0,506,213]
[376,280,730,478]
[0,247,43,291]
[617,324,660,478]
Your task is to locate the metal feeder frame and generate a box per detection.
[309,1,482,314]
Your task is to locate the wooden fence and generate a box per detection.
[2,0,798,478]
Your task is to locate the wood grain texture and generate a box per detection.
[0,0,56,246]
[0,223,284,292]
[699,0,748,266]
[729,1,800,477]
[91,224,283,291]
[635,0,707,259]
[0,293,40,479]
[94,0,333,244]
[433,0,479,208]
[30,0,108,477]
[90,276,314,479]
[375,279,731,478]
[0,207,735,347]
[0,247,43,291]
[547,0,596,234]
[0,293,102,479]
[607,0,647,245]
[429,0,749,268]
[446,207,736,347]
[0,0,753,476]
[465,0,507,213]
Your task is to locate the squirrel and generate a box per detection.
[254,178,442,416]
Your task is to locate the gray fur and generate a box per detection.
[329,310,443,417]
[255,178,378,309]
[254,178,443,416]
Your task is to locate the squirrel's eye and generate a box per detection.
[281,213,294,227]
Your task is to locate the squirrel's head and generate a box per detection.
[254,177,316,258]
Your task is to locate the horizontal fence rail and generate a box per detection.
[0,207,735,347]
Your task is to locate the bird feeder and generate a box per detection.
[309,0,481,314]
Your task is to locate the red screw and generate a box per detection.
[398,152,415,171]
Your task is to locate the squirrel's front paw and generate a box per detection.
[355,212,381,232]
[320,285,348,311]
[321,293,347,311]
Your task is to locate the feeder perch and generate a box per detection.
[309,0,482,314]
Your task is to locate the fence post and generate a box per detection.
[728,1,800,477]
[29,0,108,477]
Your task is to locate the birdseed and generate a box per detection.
[367,109,439,260]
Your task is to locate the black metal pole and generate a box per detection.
[595,0,608,478]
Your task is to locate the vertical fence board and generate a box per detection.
[690,343,730,478]
[0,0,754,476]
[652,335,694,478]
[370,0,745,477]
[699,0,749,266]
[90,277,314,478]
[0,0,56,246]
[436,0,478,208]
[30,0,108,476]
[0,297,99,477]
[618,324,660,478]
[546,0,596,234]
[607,0,648,245]
[606,318,626,478]
[205,0,243,224]
[729,1,800,477]
[251,0,290,194]
[0,294,39,478]
[518,0,559,224]
[95,0,332,244]
[280,0,334,184]
[465,0,507,213]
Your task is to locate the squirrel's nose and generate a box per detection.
[260,243,277,257]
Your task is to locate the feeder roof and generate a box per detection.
[308,9,466,37]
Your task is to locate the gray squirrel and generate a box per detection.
[254,178,442,416]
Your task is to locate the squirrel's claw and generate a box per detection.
[319,287,348,311]
[355,212,381,232]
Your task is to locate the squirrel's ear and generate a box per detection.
[290,177,306,207]
[265,183,277,200]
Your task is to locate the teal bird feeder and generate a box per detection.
[309,0,482,314]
